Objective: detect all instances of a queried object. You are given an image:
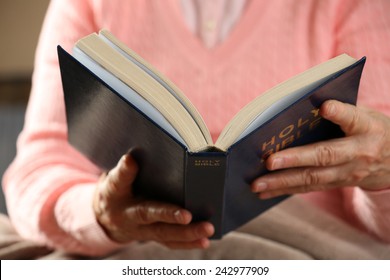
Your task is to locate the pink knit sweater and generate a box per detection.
[3,0,390,256]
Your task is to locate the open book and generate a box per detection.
[58,29,366,238]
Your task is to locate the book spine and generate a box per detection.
[184,151,227,239]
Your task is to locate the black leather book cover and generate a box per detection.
[221,57,365,234]
[58,46,187,206]
[58,46,365,238]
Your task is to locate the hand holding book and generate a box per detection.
[252,100,390,198]
[90,91,390,248]
[59,30,366,238]
[93,153,214,248]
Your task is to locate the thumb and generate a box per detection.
[104,153,139,198]
[321,100,369,135]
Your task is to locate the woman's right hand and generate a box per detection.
[93,153,214,249]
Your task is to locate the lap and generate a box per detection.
[1,197,389,259]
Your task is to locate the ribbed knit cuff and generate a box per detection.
[54,183,125,256]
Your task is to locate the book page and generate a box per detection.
[235,74,333,142]
[76,34,209,152]
[99,30,212,146]
[215,54,357,150]
[73,47,187,146]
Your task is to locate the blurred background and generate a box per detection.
[0,0,50,214]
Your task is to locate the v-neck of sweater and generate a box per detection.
[156,0,269,71]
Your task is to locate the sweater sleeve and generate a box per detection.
[333,0,390,242]
[2,0,123,256]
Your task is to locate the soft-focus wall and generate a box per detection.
[0,0,50,214]
[0,0,50,78]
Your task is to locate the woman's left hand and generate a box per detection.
[252,100,390,199]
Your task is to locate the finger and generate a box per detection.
[266,137,358,170]
[162,238,211,249]
[125,201,193,225]
[252,164,349,193]
[105,153,138,197]
[258,183,341,199]
[321,100,370,135]
[138,221,215,243]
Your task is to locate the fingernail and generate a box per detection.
[205,223,215,237]
[326,102,336,117]
[271,158,284,170]
[122,154,132,166]
[253,182,267,192]
[174,210,191,224]
[174,210,184,223]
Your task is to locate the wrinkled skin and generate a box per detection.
[93,154,214,249]
[252,100,390,199]
[94,100,390,248]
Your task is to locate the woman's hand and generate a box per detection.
[252,100,390,199]
[93,153,214,249]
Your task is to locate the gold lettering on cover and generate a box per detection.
[262,136,276,151]
[194,159,221,167]
[261,141,281,162]
[309,117,322,130]
[311,108,320,117]
[279,124,294,138]
[298,117,309,128]
[261,149,274,160]
[260,107,322,162]
[281,135,295,149]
